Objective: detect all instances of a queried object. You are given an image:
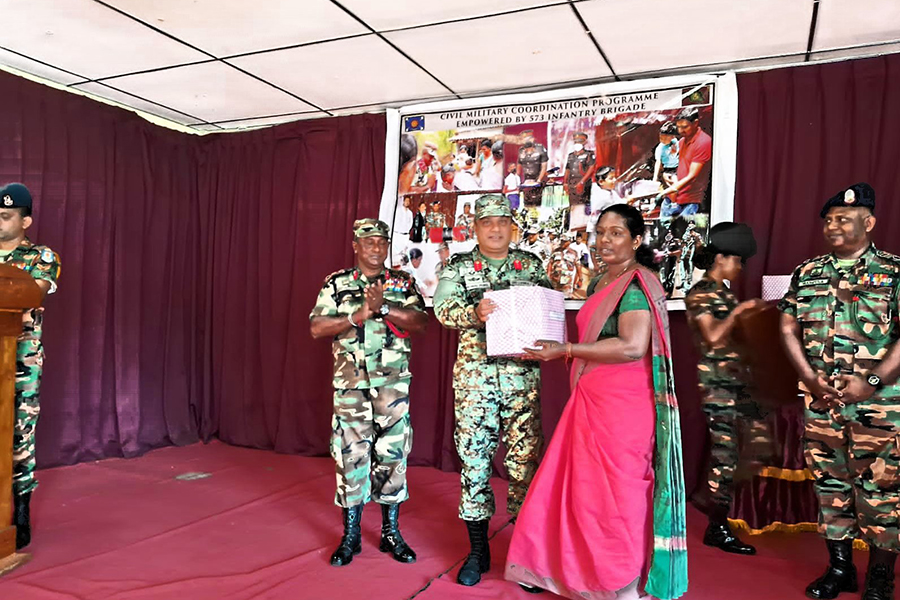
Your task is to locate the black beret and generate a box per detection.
[820,182,875,218]
[708,222,757,261]
[0,183,32,210]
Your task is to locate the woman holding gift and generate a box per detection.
[505,204,688,600]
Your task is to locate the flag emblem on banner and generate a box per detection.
[404,115,425,131]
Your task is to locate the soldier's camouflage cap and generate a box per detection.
[0,182,32,210]
[820,182,875,218]
[353,218,390,240]
[474,194,512,219]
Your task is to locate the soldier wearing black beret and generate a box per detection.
[780,182,900,600]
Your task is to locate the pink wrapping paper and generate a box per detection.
[485,286,567,357]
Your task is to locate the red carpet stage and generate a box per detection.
[0,441,894,600]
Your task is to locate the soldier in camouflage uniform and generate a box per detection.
[310,219,428,567]
[779,183,900,600]
[0,183,61,550]
[426,199,448,230]
[547,237,580,297]
[433,194,551,587]
[685,222,766,557]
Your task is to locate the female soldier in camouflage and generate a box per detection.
[685,222,766,556]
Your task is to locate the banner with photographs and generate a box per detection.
[379,74,737,308]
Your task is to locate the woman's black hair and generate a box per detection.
[598,204,659,271]
[694,244,741,271]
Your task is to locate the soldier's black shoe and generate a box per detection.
[703,518,756,555]
[14,491,31,550]
[806,539,858,599]
[519,583,544,594]
[378,504,416,563]
[862,547,896,600]
[330,505,363,567]
[457,520,491,586]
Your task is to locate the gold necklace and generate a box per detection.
[597,260,636,289]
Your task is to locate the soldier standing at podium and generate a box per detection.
[310,219,427,568]
[0,183,60,550]
[779,183,900,600]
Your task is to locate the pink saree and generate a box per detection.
[505,268,686,600]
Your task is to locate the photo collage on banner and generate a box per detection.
[388,79,724,304]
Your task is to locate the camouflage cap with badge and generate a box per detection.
[474,194,512,220]
[353,218,390,241]
[0,182,33,214]
[820,182,875,218]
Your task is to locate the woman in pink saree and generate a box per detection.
[505,205,687,600]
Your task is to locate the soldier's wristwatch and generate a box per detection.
[378,303,390,317]
[867,373,883,389]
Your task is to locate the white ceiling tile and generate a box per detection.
[385,6,611,94]
[0,0,209,79]
[0,48,87,85]
[338,0,563,31]
[73,81,202,124]
[329,104,388,117]
[190,124,224,132]
[103,0,369,57]
[99,61,315,122]
[811,43,900,63]
[580,0,811,75]
[229,36,449,109]
[213,112,328,129]
[814,0,900,51]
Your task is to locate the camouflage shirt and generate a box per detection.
[1,238,61,340]
[685,275,747,388]
[310,267,425,390]
[778,244,900,395]
[426,211,447,230]
[433,247,551,391]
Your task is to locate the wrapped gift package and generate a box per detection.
[485,286,566,357]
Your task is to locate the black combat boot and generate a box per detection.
[378,504,416,563]
[806,539,858,599]
[862,547,896,600]
[703,504,756,555]
[457,520,491,586]
[330,505,363,566]
[14,491,31,550]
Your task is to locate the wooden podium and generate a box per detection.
[733,303,803,408]
[0,264,42,574]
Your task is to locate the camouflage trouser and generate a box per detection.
[330,379,412,508]
[700,384,769,509]
[454,387,542,521]
[804,393,900,551]
[13,338,43,496]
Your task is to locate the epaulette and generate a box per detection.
[512,248,542,263]
[324,268,354,285]
[795,254,830,274]
[873,248,900,265]
[687,278,717,295]
[447,251,475,267]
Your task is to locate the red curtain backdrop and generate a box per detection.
[730,53,900,529]
[6,52,900,532]
[0,70,386,468]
